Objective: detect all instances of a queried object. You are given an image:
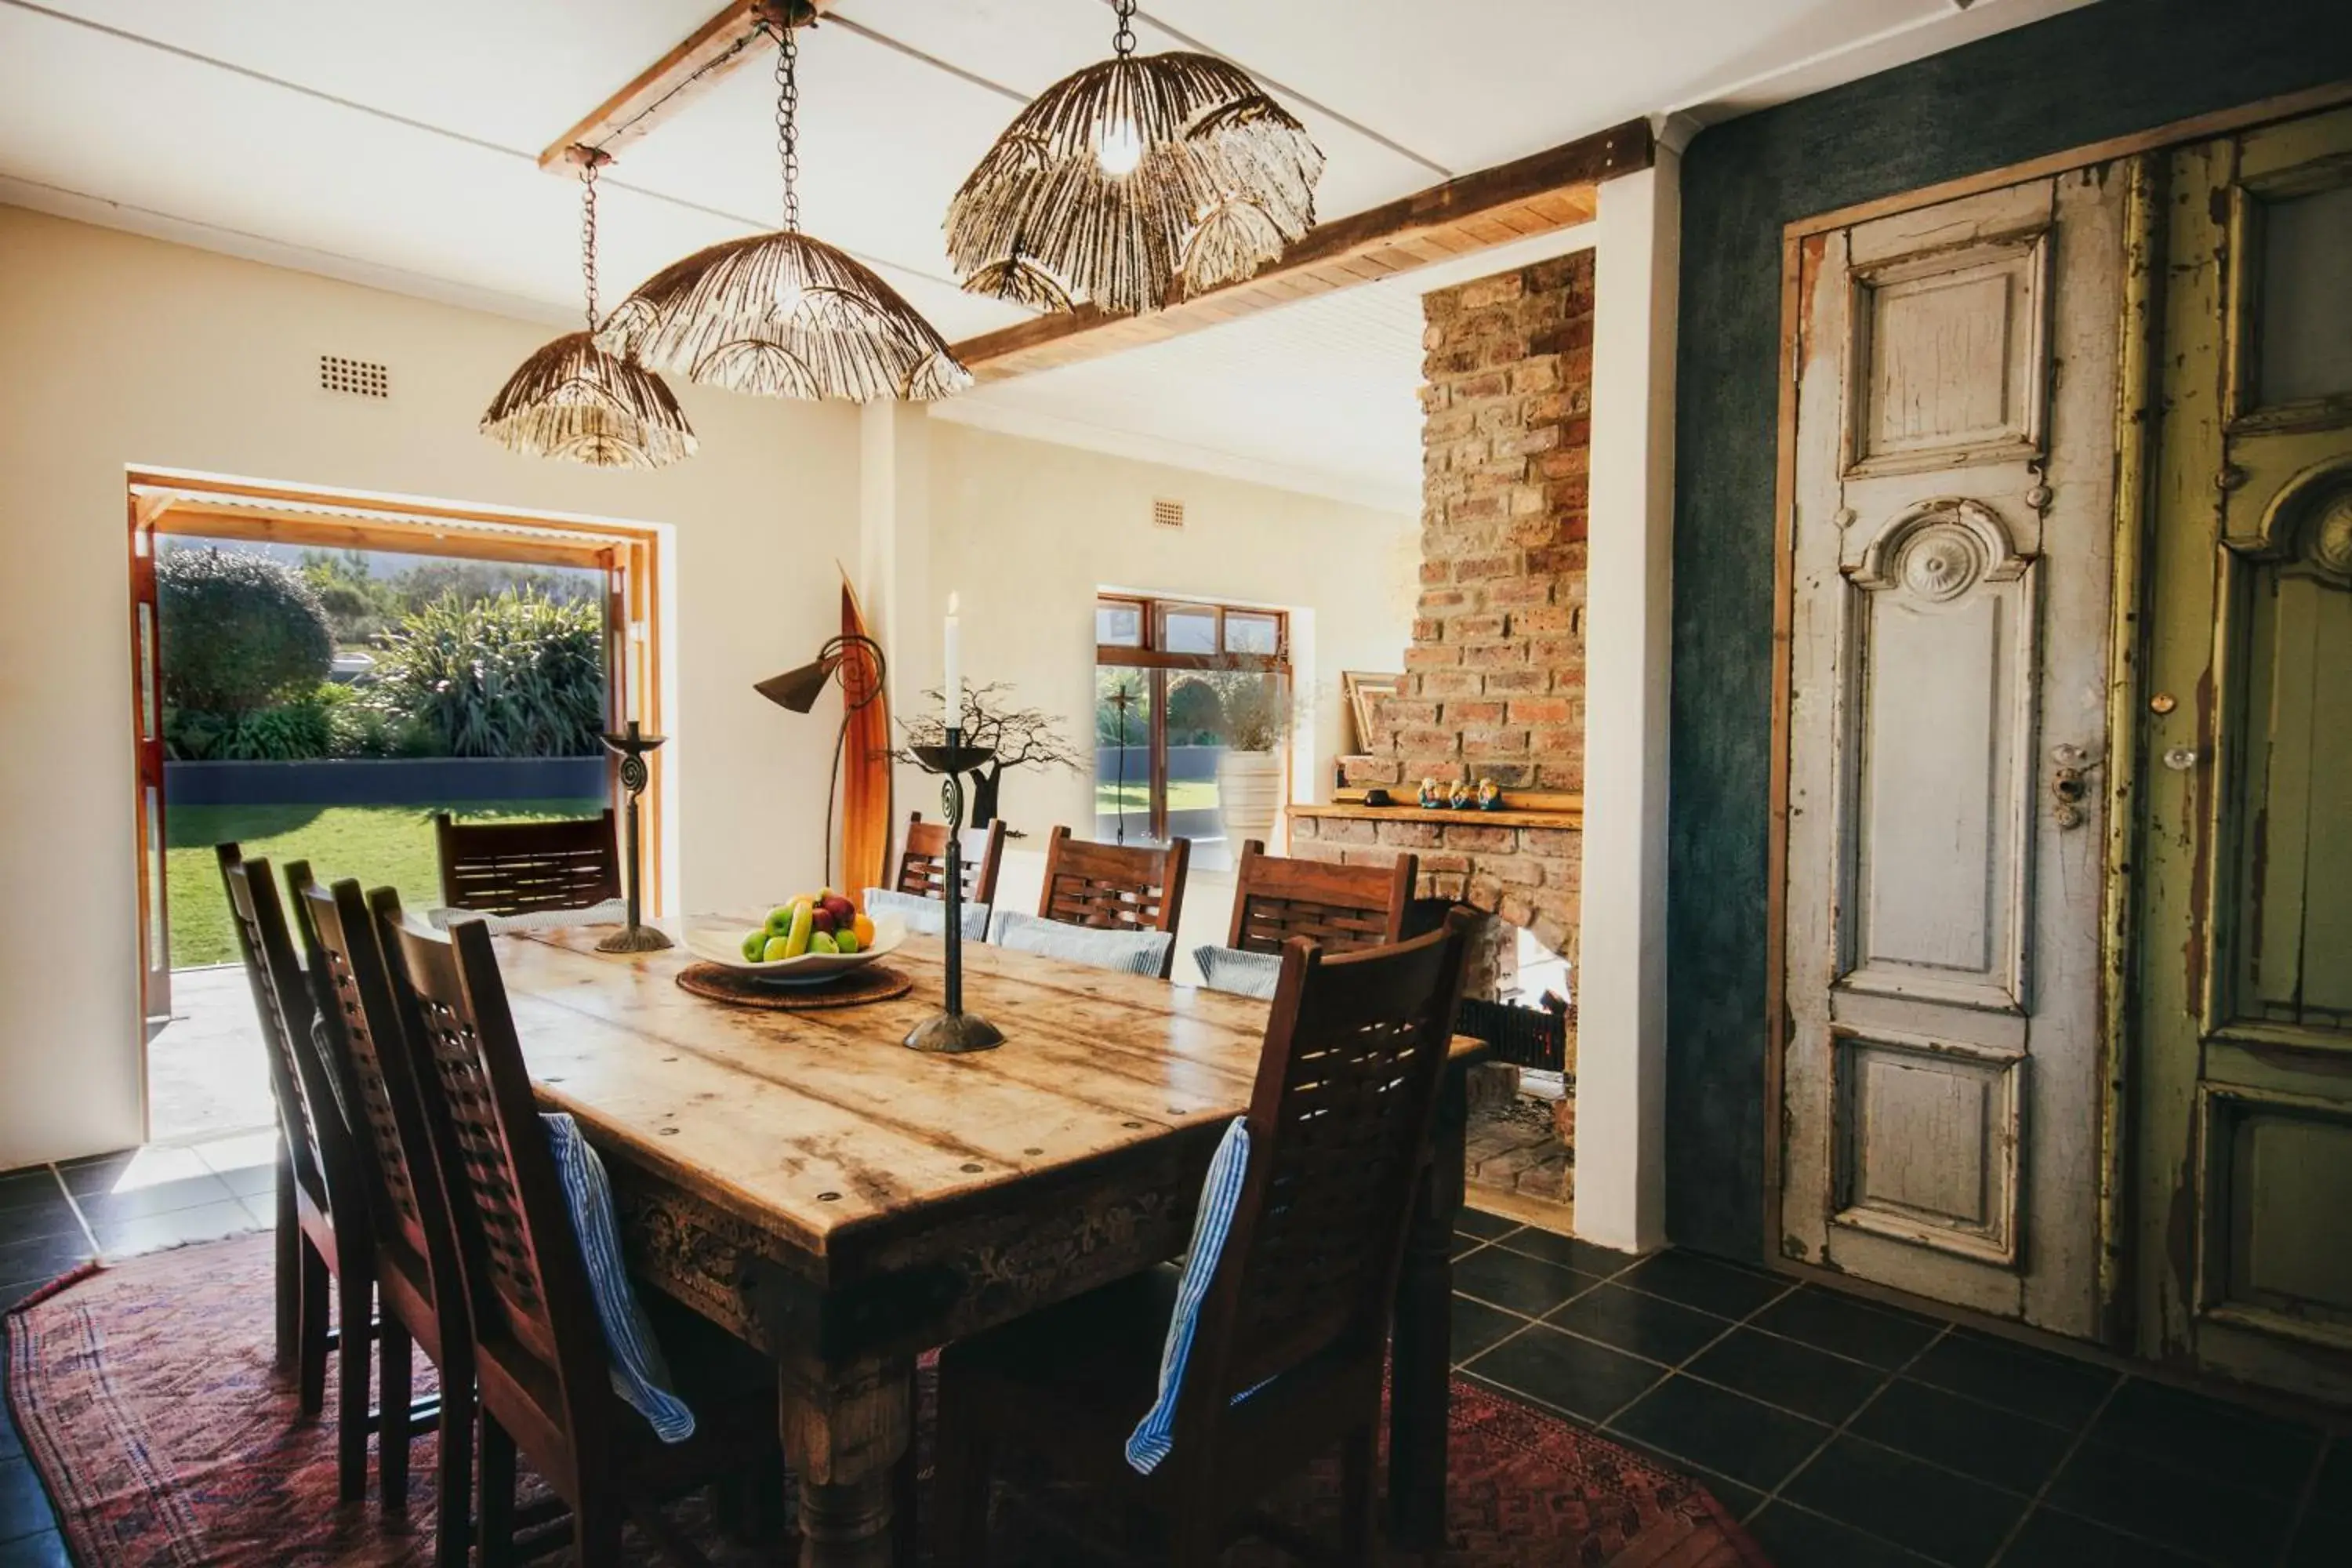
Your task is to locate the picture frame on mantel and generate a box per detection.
[1341,670,1403,753]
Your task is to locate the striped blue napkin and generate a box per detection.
[1125,1116,1251,1474]
[542,1112,695,1442]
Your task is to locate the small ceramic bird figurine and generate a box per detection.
[1418,776,1441,809]
[1447,779,1472,810]
[1477,777,1502,811]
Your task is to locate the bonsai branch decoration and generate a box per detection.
[891,683,1081,828]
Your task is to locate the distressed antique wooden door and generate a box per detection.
[2136,106,2352,1398]
[1781,169,2127,1334]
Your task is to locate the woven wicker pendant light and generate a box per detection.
[597,11,970,403]
[481,151,698,469]
[946,0,1324,317]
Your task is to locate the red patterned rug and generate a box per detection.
[5,1236,1766,1566]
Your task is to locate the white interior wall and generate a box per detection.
[0,204,1419,1167]
[0,204,859,1169]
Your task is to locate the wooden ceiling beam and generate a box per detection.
[537,0,839,169]
[952,117,1653,383]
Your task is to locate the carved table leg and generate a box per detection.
[1390,1058,1468,1548]
[782,1352,915,1568]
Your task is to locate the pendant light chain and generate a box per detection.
[579,157,602,332]
[773,18,802,233]
[1112,0,1137,57]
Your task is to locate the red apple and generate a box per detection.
[811,908,837,935]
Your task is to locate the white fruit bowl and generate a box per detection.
[682,913,906,986]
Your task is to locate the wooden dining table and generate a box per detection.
[495,924,1487,1567]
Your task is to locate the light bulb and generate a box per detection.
[1096,119,1144,177]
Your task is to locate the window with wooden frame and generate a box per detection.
[1094,593,1289,857]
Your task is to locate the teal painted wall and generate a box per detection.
[1667,0,2352,1259]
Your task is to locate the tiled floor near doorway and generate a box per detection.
[1448,1210,2347,1567]
[2,1167,2345,1566]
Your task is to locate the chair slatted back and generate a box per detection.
[434,811,620,917]
[302,877,456,1293]
[1036,826,1189,977]
[218,847,333,1209]
[378,911,608,1440]
[1227,840,1416,956]
[1185,913,1472,1418]
[894,811,1007,906]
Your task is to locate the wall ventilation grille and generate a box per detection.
[1152,498,1185,530]
[319,354,390,399]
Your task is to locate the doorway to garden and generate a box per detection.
[127,471,669,1145]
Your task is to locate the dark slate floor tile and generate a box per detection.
[71,1173,234,1225]
[0,1283,52,1314]
[0,1530,69,1568]
[2286,1504,2352,1568]
[1904,1330,2116,1431]
[0,1460,53,1546]
[92,1200,260,1259]
[1783,1433,2024,1566]
[1449,1296,1527,1366]
[1451,1234,1486,1261]
[1751,1286,1943,1371]
[1687,1325,1889,1425]
[2080,1375,2322,1500]
[1616,1250,1791,1319]
[1548,1283,1730,1364]
[2047,1432,2288,1568]
[53,1152,140,1199]
[1847,1377,2074,1496]
[216,1162,277,1201]
[1454,1207,1519,1240]
[1451,1243,1595,1318]
[1609,1373,1828,1493]
[0,1194,78,1249]
[1488,1227,1636,1278]
[0,1171,63,1218]
[1744,1501,1940,1568]
[1465,1323,1664,1423]
[0,1235,93,1293]
[2002,1506,2206,1567]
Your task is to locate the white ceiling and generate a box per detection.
[0,0,2092,509]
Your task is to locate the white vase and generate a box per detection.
[1215,749,1283,848]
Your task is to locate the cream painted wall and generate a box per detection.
[921,419,1417,844]
[0,205,858,1168]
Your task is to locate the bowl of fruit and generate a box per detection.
[684,891,904,986]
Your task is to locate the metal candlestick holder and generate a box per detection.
[597,720,673,954]
[902,727,1003,1053]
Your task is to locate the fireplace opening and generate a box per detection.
[1460,921,1575,1221]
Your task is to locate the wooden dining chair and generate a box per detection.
[931,909,1475,1566]
[895,810,1007,906]
[434,810,621,917]
[376,907,785,1567]
[1228,839,1417,956]
[297,873,474,1564]
[216,848,377,1501]
[1035,826,1191,979]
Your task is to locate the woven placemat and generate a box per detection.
[674,961,913,1011]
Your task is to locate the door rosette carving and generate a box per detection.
[1849,497,2032,603]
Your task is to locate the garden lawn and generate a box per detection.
[167,799,606,969]
[1093,780,1219,813]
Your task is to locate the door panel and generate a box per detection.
[1784,169,2123,1335]
[2139,105,2352,1396]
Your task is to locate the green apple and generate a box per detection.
[810,931,839,955]
[762,934,793,962]
[833,929,861,955]
[741,928,768,961]
[765,905,797,934]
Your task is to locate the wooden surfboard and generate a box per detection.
[839,572,892,896]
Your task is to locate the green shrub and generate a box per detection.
[320,682,441,759]
[164,698,333,760]
[369,590,605,758]
[158,547,334,713]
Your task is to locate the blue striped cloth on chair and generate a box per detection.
[1124,1116,1251,1474]
[542,1112,696,1443]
